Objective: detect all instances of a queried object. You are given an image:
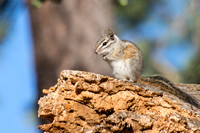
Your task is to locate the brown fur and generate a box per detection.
[123,44,136,59]
[122,41,141,59]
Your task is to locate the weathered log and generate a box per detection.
[38,70,200,132]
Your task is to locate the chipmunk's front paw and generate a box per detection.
[102,55,107,60]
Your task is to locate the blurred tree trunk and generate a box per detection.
[27,0,113,98]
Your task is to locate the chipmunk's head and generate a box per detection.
[94,29,120,55]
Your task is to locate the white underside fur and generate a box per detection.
[110,58,137,82]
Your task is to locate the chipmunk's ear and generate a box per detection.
[108,29,114,40]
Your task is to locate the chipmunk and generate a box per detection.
[94,29,200,109]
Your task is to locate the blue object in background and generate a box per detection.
[0,0,197,132]
[120,0,195,71]
[0,1,39,133]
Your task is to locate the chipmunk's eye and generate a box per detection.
[102,42,107,46]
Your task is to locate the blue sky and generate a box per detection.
[0,1,39,133]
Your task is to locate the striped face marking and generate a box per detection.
[95,29,116,55]
[95,35,115,55]
[95,37,108,50]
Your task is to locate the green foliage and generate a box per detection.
[179,2,200,83]
[31,0,62,8]
[118,0,129,6]
[181,53,200,84]
[0,22,8,42]
[114,0,160,26]
[31,0,42,8]
[138,41,159,76]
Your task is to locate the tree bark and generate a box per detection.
[27,0,113,97]
[38,70,200,132]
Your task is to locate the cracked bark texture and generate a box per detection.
[38,70,200,132]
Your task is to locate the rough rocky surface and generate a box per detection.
[38,70,200,132]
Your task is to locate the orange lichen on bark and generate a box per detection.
[38,70,200,132]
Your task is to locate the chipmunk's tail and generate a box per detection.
[138,75,200,109]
